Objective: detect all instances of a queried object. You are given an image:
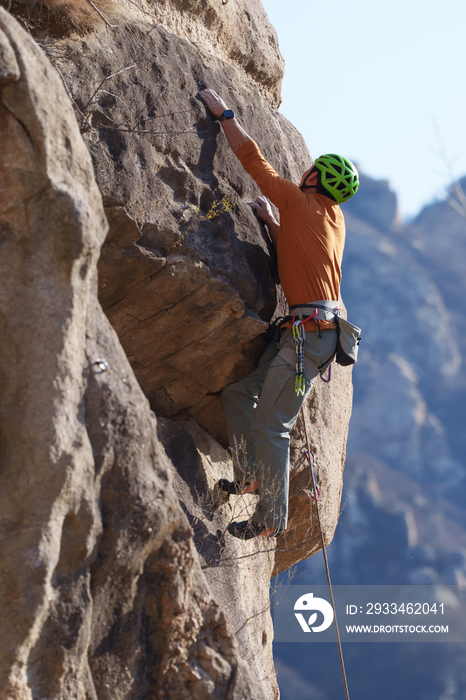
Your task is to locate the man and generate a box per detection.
[199,88,359,540]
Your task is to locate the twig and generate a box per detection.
[54,65,84,118]
[86,0,119,28]
[98,140,112,165]
[104,64,138,82]
[200,517,317,570]
[234,601,271,636]
[128,104,149,128]
[203,500,252,569]
[80,64,136,128]
[80,79,110,118]
[121,106,195,132]
[208,530,317,567]
[97,125,201,135]
[111,107,197,131]
[98,90,131,110]
[94,110,119,126]
[145,108,196,120]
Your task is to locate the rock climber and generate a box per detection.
[199,88,359,540]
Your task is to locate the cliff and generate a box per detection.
[0,3,354,698]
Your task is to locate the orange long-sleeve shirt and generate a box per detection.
[235,140,346,330]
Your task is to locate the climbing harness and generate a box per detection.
[289,301,340,396]
[300,407,352,700]
[264,300,361,393]
[290,301,361,377]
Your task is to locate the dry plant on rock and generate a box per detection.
[2,0,121,32]
[190,437,324,573]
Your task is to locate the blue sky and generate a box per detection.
[261,0,466,221]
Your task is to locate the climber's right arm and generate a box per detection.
[199,89,251,152]
[199,88,293,212]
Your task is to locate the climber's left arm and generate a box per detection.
[249,196,279,249]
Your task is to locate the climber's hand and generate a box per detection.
[249,196,278,226]
[199,89,229,119]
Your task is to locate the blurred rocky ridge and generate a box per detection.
[274,172,466,700]
[0,2,355,698]
[343,173,466,522]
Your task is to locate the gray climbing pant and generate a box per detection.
[221,328,337,530]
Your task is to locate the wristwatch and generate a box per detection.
[218,109,235,123]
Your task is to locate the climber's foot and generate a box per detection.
[227,519,282,540]
[217,479,259,496]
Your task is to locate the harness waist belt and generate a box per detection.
[289,300,341,322]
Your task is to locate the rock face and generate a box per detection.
[47,5,353,571]
[0,2,355,698]
[146,0,285,108]
[5,0,284,107]
[52,17,290,442]
[0,10,271,699]
[156,416,277,693]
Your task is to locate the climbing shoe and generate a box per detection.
[217,479,259,496]
[227,519,282,540]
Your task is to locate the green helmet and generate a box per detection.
[314,154,359,203]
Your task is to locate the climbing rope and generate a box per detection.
[300,406,351,700]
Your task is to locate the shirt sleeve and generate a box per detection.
[235,140,301,211]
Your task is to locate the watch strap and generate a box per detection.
[218,109,234,123]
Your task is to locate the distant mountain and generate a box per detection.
[274,172,466,700]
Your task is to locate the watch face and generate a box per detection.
[223,110,234,119]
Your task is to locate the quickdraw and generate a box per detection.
[292,310,317,396]
[292,319,306,396]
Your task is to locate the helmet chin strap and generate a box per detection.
[300,168,337,202]
[300,166,319,191]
